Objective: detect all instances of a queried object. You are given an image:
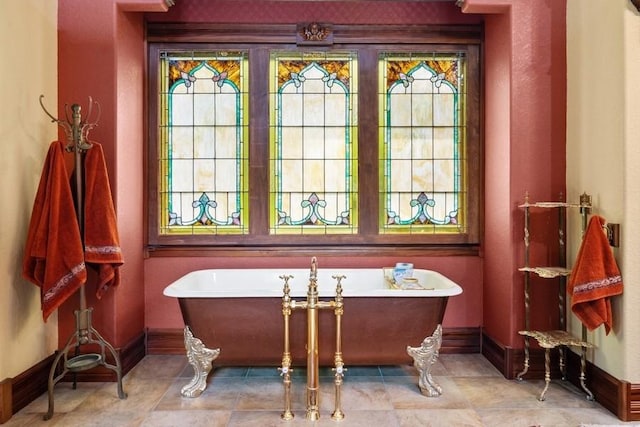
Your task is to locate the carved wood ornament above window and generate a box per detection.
[297,22,333,45]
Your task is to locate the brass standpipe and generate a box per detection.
[331,274,346,421]
[278,274,294,421]
[279,257,346,421]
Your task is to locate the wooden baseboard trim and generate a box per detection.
[6,353,54,423]
[481,331,640,422]
[0,332,145,424]
[441,327,481,353]
[628,383,640,421]
[146,328,186,355]
[480,331,511,377]
[0,378,12,424]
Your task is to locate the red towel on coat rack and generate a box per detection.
[568,215,623,335]
[22,141,87,321]
[83,142,124,298]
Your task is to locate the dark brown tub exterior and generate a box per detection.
[179,295,448,367]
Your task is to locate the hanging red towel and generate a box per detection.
[83,142,124,298]
[568,215,623,335]
[22,141,87,321]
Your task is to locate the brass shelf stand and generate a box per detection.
[516,192,594,401]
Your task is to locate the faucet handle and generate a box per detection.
[332,275,346,295]
[278,365,292,376]
[309,256,318,279]
[279,274,294,292]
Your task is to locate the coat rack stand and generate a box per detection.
[39,95,127,421]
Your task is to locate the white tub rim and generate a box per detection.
[163,268,463,298]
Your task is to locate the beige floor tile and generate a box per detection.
[53,410,147,426]
[0,412,58,427]
[154,377,241,410]
[17,381,103,416]
[439,353,503,377]
[396,408,484,427]
[453,376,555,409]
[321,376,394,412]
[516,379,598,407]
[228,409,400,427]
[5,354,629,427]
[236,377,304,411]
[477,407,638,427]
[70,379,168,414]
[126,354,188,380]
[142,409,232,426]
[384,376,471,409]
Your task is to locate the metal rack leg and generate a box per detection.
[516,336,530,381]
[559,346,567,381]
[538,348,551,401]
[580,346,594,401]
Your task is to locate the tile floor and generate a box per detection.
[3,354,637,427]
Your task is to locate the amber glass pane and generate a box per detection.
[158,51,249,235]
[379,52,467,235]
[269,51,358,235]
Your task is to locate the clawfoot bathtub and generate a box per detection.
[163,267,462,397]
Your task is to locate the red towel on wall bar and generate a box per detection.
[83,142,124,298]
[568,215,623,335]
[22,141,86,321]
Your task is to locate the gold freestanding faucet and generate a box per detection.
[279,257,345,421]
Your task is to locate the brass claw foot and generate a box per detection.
[407,324,443,397]
[181,326,220,397]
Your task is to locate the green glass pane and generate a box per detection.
[379,52,467,234]
[269,51,358,235]
[158,51,249,235]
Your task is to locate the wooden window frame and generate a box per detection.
[146,23,483,257]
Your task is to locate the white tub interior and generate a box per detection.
[163,268,462,298]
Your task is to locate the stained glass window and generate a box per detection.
[269,51,358,235]
[149,27,481,250]
[158,51,249,235]
[379,53,467,234]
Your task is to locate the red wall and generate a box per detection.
[145,0,481,25]
[142,0,484,333]
[463,0,567,347]
[57,0,170,348]
[57,0,567,354]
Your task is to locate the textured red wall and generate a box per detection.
[146,1,482,25]
[57,0,168,348]
[57,0,567,353]
[463,0,567,347]
[143,0,485,333]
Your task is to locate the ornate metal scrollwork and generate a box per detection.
[181,326,220,398]
[407,324,443,397]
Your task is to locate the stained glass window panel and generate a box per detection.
[158,51,249,235]
[379,52,467,234]
[269,52,358,234]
